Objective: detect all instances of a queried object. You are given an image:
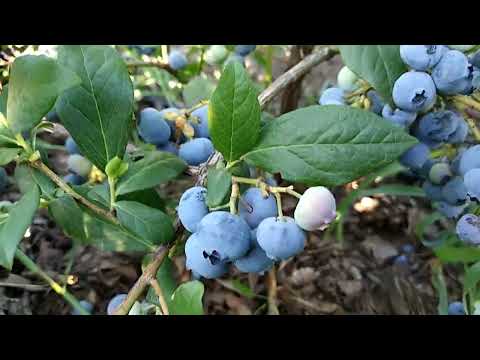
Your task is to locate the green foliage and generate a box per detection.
[170,281,204,315]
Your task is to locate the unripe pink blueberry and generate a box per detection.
[294,186,336,231]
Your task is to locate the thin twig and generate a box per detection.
[267,267,280,315]
[127,61,175,75]
[149,278,170,315]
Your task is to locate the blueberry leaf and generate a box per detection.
[48,195,87,245]
[183,76,215,108]
[0,185,39,270]
[56,45,134,171]
[6,55,81,133]
[242,105,418,187]
[209,62,261,163]
[145,256,177,310]
[434,245,480,264]
[338,45,407,106]
[0,148,19,166]
[170,280,204,315]
[206,167,232,208]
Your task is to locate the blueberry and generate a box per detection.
[67,154,92,178]
[0,167,7,193]
[423,181,445,202]
[71,300,93,315]
[234,45,256,56]
[233,228,274,274]
[46,110,60,123]
[224,53,245,67]
[337,66,359,92]
[473,68,480,90]
[168,50,188,71]
[319,87,345,106]
[178,186,209,233]
[464,168,480,200]
[400,143,430,171]
[238,187,278,229]
[459,145,480,176]
[400,45,448,71]
[381,104,417,128]
[432,50,474,95]
[413,111,464,147]
[256,216,306,261]
[436,201,466,219]
[451,148,467,175]
[64,173,87,185]
[457,213,480,245]
[189,105,210,138]
[195,211,251,261]
[393,254,409,267]
[185,232,229,279]
[138,107,171,146]
[179,138,214,166]
[429,162,453,185]
[392,71,437,112]
[447,301,466,315]
[471,50,480,68]
[442,176,468,205]
[448,45,476,52]
[401,244,415,254]
[107,293,127,315]
[205,45,228,65]
[419,158,437,179]
[366,90,385,115]
[447,117,468,144]
[157,141,179,155]
[294,186,337,231]
[65,136,80,155]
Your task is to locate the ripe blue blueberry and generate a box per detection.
[423,181,445,202]
[178,186,209,233]
[337,66,359,92]
[138,107,171,146]
[448,45,476,52]
[414,111,464,147]
[238,187,278,229]
[185,232,229,279]
[294,186,336,231]
[436,201,466,219]
[432,50,474,95]
[71,300,93,315]
[256,216,306,261]
[464,168,480,200]
[64,173,87,185]
[195,211,251,261]
[429,162,453,185]
[65,136,80,155]
[366,90,385,115]
[189,105,210,138]
[107,293,127,315]
[381,104,417,128]
[456,214,480,245]
[401,244,415,254]
[319,87,345,106]
[400,45,448,71]
[471,51,480,68]
[392,71,436,112]
[179,138,214,166]
[67,154,92,178]
[442,176,468,205]
[234,45,256,56]
[393,254,409,267]
[459,145,480,176]
[400,143,430,171]
[46,110,60,123]
[157,141,179,155]
[0,167,7,193]
[234,228,274,274]
[448,301,466,315]
[168,50,188,71]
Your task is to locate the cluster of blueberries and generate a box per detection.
[320,45,480,247]
[178,186,336,279]
[63,136,93,185]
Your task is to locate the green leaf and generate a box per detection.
[49,195,87,245]
[6,55,80,133]
[170,281,204,315]
[145,257,177,310]
[105,156,128,179]
[434,245,480,264]
[209,61,261,162]
[14,165,56,199]
[231,279,256,300]
[431,263,449,315]
[118,188,166,212]
[359,184,425,198]
[206,168,232,208]
[0,85,8,118]
[242,105,417,187]
[182,76,215,108]
[115,201,174,245]
[116,151,186,196]
[0,148,19,166]
[56,45,134,170]
[338,45,407,105]
[0,186,40,269]
[464,262,480,293]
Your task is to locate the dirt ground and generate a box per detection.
[0,47,464,315]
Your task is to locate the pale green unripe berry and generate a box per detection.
[205,45,228,65]
[294,186,336,231]
[337,66,360,92]
[448,45,476,52]
[67,154,92,178]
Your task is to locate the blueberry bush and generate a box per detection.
[1,44,479,315]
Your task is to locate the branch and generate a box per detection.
[127,61,176,75]
[149,278,170,315]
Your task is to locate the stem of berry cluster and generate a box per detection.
[15,248,90,315]
[231,176,303,199]
[229,182,240,215]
